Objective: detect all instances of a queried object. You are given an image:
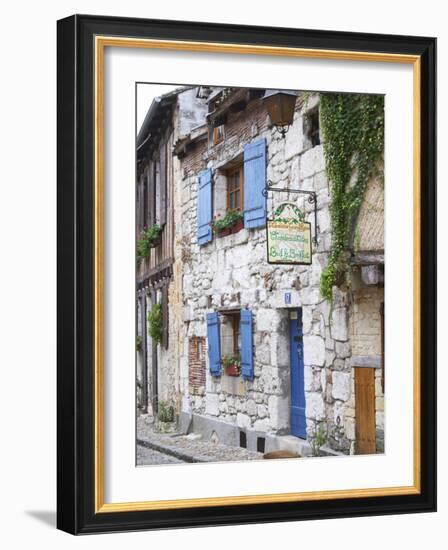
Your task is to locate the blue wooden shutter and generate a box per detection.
[207,312,221,376]
[197,169,213,245]
[240,309,254,380]
[243,138,267,229]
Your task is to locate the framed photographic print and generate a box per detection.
[57,14,436,534]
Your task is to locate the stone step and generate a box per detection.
[266,435,312,457]
[266,435,345,458]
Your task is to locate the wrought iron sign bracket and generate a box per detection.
[263,180,318,245]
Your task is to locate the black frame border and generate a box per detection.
[57,14,436,535]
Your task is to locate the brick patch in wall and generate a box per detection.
[189,336,207,394]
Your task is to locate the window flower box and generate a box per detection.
[211,210,244,238]
[137,224,161,263]
[225,363,240,376]
[215,226,232,238]
[230,217,244,234]
[222,355,241,377]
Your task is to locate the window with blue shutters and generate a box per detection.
[206,312,221,376]
[243,138,267,229]
[240,309,254,380]
[197,169,213,245]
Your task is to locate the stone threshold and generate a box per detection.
[270,435,346,458]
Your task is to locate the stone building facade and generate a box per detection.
[137,86,385,457]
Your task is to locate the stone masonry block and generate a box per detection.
[301,145,325,178]
[306,391,325,420]
[303,335,326,366]
[205,393,220,416]
[331,307,349,342]
[332,371,351,402]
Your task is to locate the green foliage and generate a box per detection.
[147,303,163,344]
[211,210,244,233]
[319,93,384,300]
[301,91,311,109]
[310,423,327,457]
[157,401,174,423]
[221,354,241,368]
[137,224,161,263]
[221,354,241,370]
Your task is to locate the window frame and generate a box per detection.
[226,164,244,212]
[220,310,241,358]
[213,124,225,145]
[305,106,321,148]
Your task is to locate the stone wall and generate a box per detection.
[353,176,384,253]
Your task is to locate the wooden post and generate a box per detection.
[140,292,148,413]
[355,367,376,454]
[380,302,385,393]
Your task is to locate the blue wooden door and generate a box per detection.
[290,309,306,438]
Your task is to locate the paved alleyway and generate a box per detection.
[137,415,263,465]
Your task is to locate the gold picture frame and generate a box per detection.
[57,15,436,534]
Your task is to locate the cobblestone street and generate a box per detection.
[137,443,184,465]
[137,416,263,465]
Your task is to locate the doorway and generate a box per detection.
[289,309,306,439]
[354,367,376,454]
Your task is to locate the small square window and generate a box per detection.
[305,107,320,148]
[213,124,225,145]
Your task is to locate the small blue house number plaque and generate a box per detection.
[284,292,292,305]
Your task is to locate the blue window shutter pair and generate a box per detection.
[240,309,254,380]
[197,169,213,245]
[243,138,267,229]
[206,312,221,376]
[206,310,254,380]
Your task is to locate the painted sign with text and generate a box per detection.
[267,203,312,265]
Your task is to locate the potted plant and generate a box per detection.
[211,210,244,237]
[147,303,163,344]
[222,354,241,376]
[137,224,161,263]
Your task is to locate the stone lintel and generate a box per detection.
[351,355,381,368]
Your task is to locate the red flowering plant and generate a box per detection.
[222,354,241,376]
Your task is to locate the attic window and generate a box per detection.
[213,124,224,145]
[305,107,320,147]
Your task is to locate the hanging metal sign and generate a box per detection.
[266,202,312,265]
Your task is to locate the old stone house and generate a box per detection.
[137,85,384,457]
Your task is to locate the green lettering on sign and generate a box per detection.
[266,203,312,265]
